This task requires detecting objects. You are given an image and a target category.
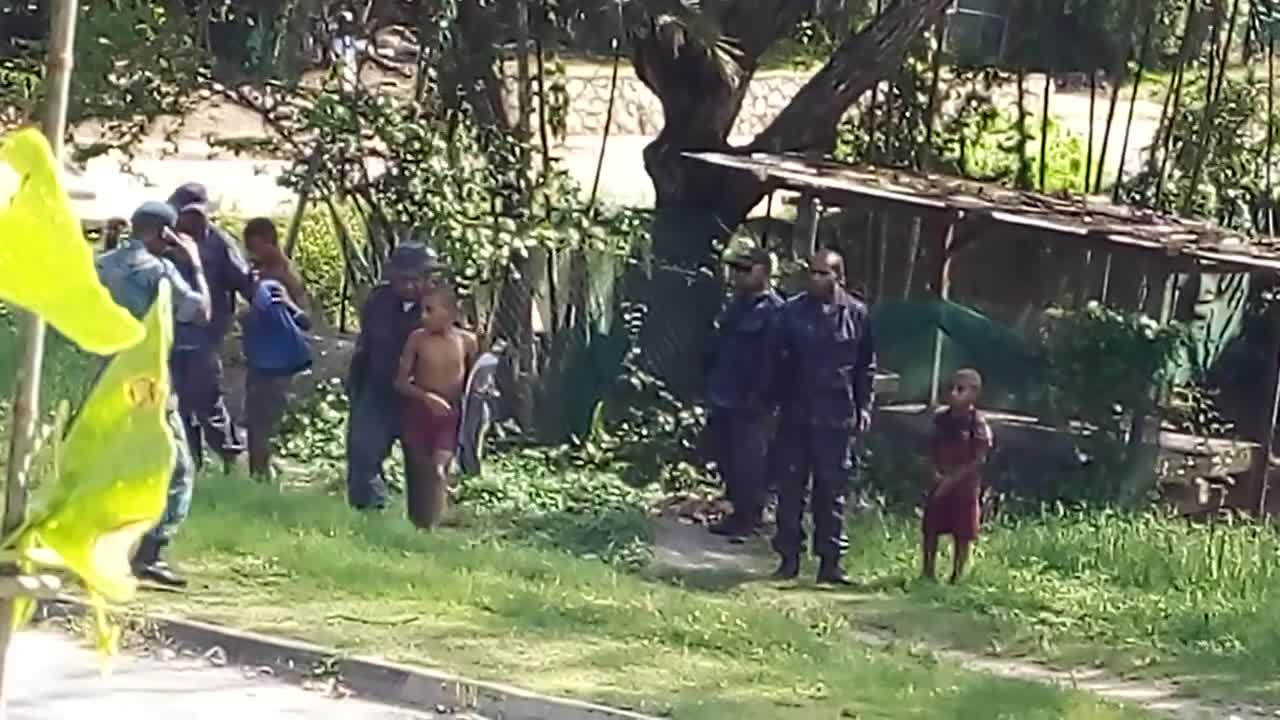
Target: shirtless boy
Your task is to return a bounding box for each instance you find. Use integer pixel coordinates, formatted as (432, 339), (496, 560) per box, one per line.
(394, 286), (478, 529)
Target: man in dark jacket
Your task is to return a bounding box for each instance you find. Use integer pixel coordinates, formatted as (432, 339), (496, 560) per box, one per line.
(702, 242), (784, 537)
(772, 249), (876, 585)
(168, 183), (253, 468)
(345, 243), (436, 510)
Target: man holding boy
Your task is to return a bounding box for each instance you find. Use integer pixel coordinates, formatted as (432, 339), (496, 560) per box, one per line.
(702, 241), (784, 538)
(96, 202), (211, 588)
(772, 249), (877, 585)
(346, 243), (435, 511)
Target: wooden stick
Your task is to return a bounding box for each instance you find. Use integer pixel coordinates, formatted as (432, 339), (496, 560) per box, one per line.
(929, 217), (957, 406)
(1085, 72), (1097, 190)
(283, 148), (322, 258)
(1113, 14), (1155, 200)
(1270, 37), (1276, 236)
(589, 35), (622, 209)
(0, 2), (77, 714)
(1039, 70), (1051, 191)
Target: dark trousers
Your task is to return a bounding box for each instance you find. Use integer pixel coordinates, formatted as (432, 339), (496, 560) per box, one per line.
(771, 424), (855, 561)
(706, 408), (772, 523)
(345, 387), (399, 509)
(172, 347), (242, 467)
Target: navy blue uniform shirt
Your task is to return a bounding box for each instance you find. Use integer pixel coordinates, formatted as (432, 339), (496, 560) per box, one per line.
(704, 290), (785, 411)
(776, 288), (877, 429)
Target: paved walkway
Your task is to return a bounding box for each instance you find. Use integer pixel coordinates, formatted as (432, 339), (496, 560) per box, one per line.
(5, 631), (455, 719)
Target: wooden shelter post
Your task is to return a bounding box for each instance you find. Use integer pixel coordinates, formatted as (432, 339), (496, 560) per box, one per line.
(793, 193), (820, 258)
(929, 214), (959, 406)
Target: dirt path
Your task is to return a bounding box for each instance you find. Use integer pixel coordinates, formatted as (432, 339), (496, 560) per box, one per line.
(648, 516), (1273, 720)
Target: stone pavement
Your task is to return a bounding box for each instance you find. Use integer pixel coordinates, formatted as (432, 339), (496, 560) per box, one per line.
(6, 631), (461, 719)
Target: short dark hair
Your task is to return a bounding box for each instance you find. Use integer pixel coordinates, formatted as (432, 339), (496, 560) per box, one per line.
(812, 248), (846, 280)
(244, 217), (278, 244)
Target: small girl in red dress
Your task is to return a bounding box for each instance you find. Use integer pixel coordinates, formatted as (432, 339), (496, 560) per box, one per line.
(923, 368), (993, 584)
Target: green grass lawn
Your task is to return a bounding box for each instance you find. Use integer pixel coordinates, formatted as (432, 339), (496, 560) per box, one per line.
(835, 509), (1280, 707)
(140, 471), (1151, 720)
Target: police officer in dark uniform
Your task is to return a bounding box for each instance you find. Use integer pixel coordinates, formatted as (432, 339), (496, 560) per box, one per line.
(772, 249), (876, 585)
(702, 242), (785, 537)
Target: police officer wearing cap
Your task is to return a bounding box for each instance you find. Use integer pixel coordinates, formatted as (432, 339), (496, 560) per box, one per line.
(96, 202), (212, 588)
(702, 240), (784, 537)
(771, 249), (876, 585)
(345, 243), (437, 511)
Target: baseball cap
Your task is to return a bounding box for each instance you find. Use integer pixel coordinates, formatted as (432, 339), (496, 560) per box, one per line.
(130, 201), (178, 230)
(722, 237), (770, 269)
(177, 201), (209, 217)
(167, 182), (213, 212)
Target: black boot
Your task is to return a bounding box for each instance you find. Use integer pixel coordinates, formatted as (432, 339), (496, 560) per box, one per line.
(772, 554), (800, 580)
(133, 537), (188, 589)
(816, 557), (853, 587)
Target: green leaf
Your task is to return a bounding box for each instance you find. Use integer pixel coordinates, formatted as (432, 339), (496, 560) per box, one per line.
(18, 281), (176, 603)
(0, 128), (143, 355)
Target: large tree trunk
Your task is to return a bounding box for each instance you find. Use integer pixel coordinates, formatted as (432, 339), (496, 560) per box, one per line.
(630, 0), (953, 396)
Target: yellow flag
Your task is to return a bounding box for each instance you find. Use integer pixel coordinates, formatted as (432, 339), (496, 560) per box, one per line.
(0, 128), (143, 355)
(19, 281), (175, 603)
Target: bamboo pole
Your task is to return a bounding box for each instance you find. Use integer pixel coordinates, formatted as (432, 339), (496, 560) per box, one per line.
(1085, 72), (1097, 190)
(1183, 0), (1239, 216)
(1038, 70), (1051, 191)
(1113, 16), (1156, 200)
(589, 36), (622, 209)
(1094, 58), (1127, 192)
(920, 16), (947, 169)
(1269, 36), (1276, 236)
(0, 2), (77, 712)
(1016, 68), (1031, 189)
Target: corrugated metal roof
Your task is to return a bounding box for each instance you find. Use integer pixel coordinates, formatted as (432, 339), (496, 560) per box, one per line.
(686, 151), (1280, 272)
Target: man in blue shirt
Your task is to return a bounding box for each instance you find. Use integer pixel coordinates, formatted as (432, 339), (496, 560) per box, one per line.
(771, 249), (876, 586)
(168, 184), (254, 469)
(96, 202), (211, 588)
(702, 243), (784, 538)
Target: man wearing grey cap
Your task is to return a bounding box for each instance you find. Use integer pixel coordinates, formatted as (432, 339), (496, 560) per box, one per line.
(702, 241), (784, 538)
(96, 201), (211, 588)
(168, 183), (254, 469)
(346, 243), (435, 511)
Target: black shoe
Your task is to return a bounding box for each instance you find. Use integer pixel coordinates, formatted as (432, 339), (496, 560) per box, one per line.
(772, 555), (800, 580)
(136, 561), (188, 589)
(816, 559), (853, 587)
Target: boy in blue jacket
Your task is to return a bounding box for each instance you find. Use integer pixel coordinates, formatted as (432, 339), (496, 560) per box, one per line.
(241, 218), (312, 480)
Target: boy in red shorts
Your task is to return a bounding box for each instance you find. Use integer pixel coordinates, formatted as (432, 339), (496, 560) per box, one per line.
(394, 286), (477, 529)
(923, 368), (993, 584)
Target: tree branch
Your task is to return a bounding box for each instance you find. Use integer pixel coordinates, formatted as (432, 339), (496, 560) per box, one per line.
(750, 0), (954, 153)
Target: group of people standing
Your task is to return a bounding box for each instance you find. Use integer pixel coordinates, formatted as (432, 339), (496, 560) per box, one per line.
(96, 185), (312, 588)
(703, 243), (993, 585)
(90, 180), (990, 591)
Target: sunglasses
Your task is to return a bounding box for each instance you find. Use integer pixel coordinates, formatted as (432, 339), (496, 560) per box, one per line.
(728, 263), (754, 273)
(809, 268), (835, 277)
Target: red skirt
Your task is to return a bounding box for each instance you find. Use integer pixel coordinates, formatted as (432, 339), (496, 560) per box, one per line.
(922, 479), (981, 541)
